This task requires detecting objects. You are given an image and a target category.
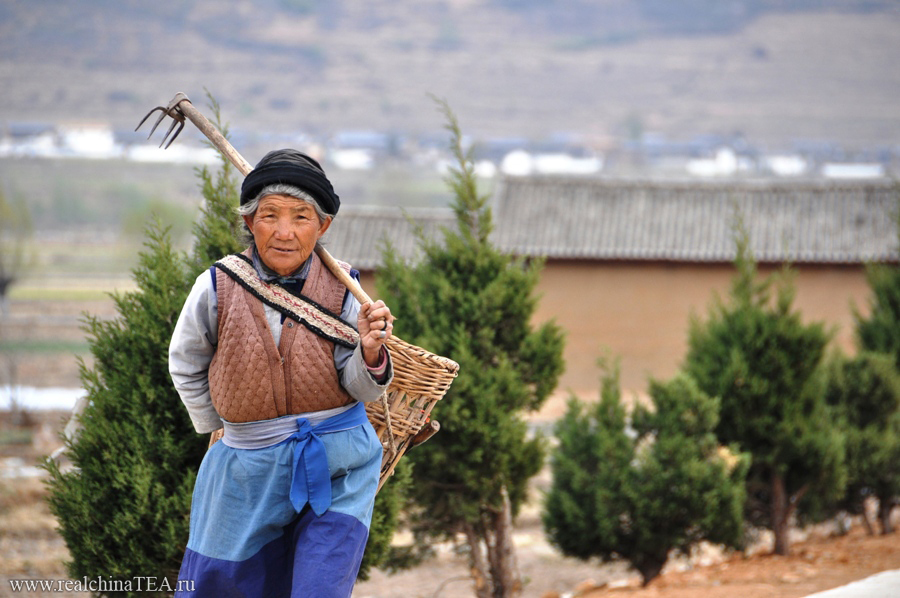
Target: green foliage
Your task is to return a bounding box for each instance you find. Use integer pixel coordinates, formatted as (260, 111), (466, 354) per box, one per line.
(122, 198), (195, 246)
(44, 223), (206, 595)
(683, 218), (844, 552)
(0, 188), (33, 300)
(849, 196), (900, 532)
(358, 460), (414, 580)
(543, 360), (748, 586)
(856, 266), (900, 360)
(856, 213), (900, 368)
(188, 92), (244, 273)
(375, 98), (565, 590)
(823, 351), (900, 528)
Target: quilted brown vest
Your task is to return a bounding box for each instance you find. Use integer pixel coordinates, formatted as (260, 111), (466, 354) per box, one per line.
(208, 250), (357, 423)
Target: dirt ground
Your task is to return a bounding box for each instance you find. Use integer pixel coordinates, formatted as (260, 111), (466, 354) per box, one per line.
(354, 496), (900, 598)
(1, 412), (898, 598)
(573, 527), (900, 598)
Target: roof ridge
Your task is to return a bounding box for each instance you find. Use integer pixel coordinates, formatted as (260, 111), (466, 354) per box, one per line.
(324, 179), (899, 269)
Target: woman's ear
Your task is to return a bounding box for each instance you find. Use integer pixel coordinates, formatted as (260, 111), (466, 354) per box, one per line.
(317, 215), (333, 238)
(242, 214), (255, 235)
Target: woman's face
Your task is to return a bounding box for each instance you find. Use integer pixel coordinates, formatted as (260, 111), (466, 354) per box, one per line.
(243, 194), (332, 276)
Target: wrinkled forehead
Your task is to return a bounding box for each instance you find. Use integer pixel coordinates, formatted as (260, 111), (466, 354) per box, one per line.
(256, 194), (318, 213)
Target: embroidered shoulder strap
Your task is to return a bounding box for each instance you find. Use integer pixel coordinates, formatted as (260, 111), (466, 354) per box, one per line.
(214, 253), (359, 349)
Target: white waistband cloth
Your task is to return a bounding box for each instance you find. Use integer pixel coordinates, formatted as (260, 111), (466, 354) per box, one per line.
(221, 403), (357, 450)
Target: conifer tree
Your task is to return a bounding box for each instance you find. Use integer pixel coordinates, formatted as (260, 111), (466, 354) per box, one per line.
(44, 222), (204, 594)
(683, 219), (845, 556)
(543, 360), (749, 586)
(375, 99), (565, 598)
(851, 195), (900, 532)
(824, 351), (900, 534)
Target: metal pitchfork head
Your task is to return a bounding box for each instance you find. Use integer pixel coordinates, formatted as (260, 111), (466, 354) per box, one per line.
(135, 92), (190, 149)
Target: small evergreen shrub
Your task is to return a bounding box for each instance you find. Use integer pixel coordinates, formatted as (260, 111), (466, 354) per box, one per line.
(823, 351), (900, 534)
(683, 217), (845, 555)
(543, 360), (748, 586)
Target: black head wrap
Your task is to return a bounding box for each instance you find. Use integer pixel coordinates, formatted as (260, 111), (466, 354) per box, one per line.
(240, 149), (340, 216)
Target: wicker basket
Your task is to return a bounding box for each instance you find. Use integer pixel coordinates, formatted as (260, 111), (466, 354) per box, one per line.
(366, 335), (459, 491)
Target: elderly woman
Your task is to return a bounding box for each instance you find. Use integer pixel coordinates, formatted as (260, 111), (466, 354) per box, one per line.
(169, 149), (393, 598)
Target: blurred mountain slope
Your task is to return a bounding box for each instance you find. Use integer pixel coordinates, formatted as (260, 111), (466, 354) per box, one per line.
(0, 0), (898, 145)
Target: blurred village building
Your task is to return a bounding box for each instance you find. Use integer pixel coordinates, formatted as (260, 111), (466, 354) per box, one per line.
(2, 120), (896, 179)
(325, 179), (899, 397)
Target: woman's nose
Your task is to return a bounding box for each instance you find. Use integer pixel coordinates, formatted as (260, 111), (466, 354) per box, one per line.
(273, 217), (293, 238)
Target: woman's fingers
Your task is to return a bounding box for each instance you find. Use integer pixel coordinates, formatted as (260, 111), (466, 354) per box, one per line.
(359, 301), (394, 341)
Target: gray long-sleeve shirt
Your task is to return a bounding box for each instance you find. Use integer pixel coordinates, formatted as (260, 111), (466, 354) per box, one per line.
(169, 262), (392, 434)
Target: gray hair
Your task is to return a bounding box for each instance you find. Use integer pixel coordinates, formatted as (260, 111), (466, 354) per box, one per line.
(238, 183), (330, 242)
(239, 183), (329, 222)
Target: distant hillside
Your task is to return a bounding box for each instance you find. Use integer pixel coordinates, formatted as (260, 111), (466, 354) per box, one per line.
(0, 0), (898, 147)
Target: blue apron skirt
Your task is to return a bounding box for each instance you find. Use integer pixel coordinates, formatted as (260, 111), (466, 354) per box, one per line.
(176, 402), (382, 598)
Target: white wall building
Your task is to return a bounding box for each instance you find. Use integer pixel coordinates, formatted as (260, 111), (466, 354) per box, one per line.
(58, 123), (119, 159)
(821, 162), (886, 179)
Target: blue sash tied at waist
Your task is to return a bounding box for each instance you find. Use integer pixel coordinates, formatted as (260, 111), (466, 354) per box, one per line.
(221, 402), (370, 516)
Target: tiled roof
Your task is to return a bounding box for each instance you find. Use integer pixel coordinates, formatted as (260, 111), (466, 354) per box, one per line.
(321, 206), (455, 271)
(492, 178), (899, 264)
(323, 179), (899, 269)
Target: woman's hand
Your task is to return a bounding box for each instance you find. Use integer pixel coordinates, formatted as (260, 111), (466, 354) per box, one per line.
(358, 300), (394, 367)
